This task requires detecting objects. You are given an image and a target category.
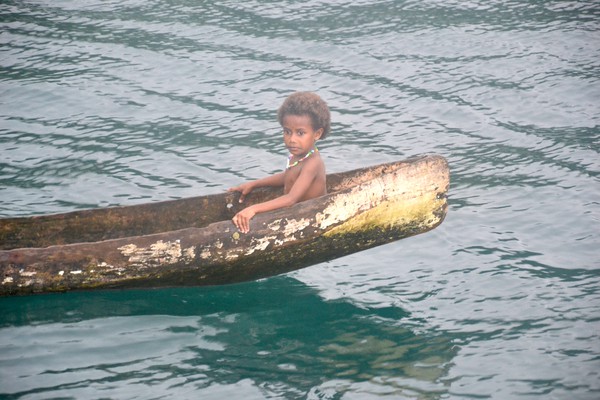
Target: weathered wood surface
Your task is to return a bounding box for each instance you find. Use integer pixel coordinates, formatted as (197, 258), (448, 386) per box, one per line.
(0, 154), (449, 296)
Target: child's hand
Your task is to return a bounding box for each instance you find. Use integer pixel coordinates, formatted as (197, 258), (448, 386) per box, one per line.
(232, 206), (256, 233)
(228, 182), (254, 203)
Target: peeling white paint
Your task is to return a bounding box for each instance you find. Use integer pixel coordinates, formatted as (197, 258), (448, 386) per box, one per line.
(281, 218), (311, 236)
(71, 270), (82, 275)
(225, 253), (239, 261)
(97, 262), (121, 271)
(200, 247), (212, 260)
(316, 173), (413, 230)
(58, 270), (64, 276)
(2, 277), (13, 284)
(268, 219), (282, 231)
(184, 246), (196, 260)
(119, 244), (138, 256)
(245, 235), (277, 255)
(19, 270), (37, 277)
(118, 240), (189, 267)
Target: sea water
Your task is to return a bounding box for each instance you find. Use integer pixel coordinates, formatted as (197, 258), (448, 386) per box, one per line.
(1, 1), (599, 399)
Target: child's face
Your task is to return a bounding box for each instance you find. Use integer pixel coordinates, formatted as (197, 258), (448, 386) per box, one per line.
(282, 114), (323, 157)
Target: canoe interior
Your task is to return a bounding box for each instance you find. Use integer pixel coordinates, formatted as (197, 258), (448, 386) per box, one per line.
(0, 155), (438, 250)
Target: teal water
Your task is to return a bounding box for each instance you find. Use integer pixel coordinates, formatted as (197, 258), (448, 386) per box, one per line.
(1, 1), (599, 399)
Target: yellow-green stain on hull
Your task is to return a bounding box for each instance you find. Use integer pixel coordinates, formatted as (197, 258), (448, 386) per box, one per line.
(324, 191), (445, 237)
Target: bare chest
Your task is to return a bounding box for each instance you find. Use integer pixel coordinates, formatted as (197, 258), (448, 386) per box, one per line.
(283, 167), (302, 194)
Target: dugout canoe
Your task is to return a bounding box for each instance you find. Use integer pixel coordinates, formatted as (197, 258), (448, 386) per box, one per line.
(0, 154), (449, 296)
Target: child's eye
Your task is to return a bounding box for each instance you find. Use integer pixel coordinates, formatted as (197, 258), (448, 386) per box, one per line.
(297, 131), (305, 136)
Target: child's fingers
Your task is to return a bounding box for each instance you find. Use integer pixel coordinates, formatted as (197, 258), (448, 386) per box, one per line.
(232, 214), (249, 233)
(242, 216), (250, 233)
(240, 215), (248, 233)
(239, 187), (252, 203)
(229, 185), (250, 203)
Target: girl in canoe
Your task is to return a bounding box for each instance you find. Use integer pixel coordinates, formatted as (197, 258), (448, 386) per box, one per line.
(229, 91), (331, 233)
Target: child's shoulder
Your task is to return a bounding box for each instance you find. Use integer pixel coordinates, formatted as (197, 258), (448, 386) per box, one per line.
(309, 150), (325, 164)
(304, 151), (325, 172)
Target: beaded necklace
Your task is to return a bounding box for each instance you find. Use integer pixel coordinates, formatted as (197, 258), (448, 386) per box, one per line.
(286, 146), (318, 169)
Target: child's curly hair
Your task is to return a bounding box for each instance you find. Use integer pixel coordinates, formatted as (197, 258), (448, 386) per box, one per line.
(277, 92), (331, 139)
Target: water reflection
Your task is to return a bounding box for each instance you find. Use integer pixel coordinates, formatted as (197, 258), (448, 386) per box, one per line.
(0, 277), (456, 398)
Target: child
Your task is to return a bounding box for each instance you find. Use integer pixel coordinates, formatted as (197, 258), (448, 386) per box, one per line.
(229, 92), (331, 233)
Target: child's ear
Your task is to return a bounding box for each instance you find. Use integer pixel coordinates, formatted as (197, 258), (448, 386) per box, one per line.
(315, 128), (323, 140)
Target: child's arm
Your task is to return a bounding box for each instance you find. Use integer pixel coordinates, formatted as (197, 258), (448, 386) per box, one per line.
(228, 172), (285, 203)
(232, 160), (320, 233)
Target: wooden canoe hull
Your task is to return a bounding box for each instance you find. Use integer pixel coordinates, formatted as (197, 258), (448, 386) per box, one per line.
(0, 154), (449, 296)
